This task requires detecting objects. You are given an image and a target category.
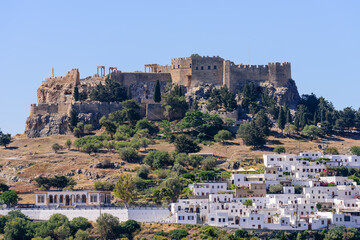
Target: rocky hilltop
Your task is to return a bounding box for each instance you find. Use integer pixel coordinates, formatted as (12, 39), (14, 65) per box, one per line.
(25, 56), (300, 138)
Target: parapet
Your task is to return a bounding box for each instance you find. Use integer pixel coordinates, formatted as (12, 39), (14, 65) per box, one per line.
(236, 64), (269, 70)
(268, 62), (291, 67)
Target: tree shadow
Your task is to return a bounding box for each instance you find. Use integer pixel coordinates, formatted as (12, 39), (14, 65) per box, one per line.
(223, 142), (240, 146)
(4, 146), (18, 150)
(336, 132), (360, 140)
(251, 146), (273, 152)
(322, 135), (344, 142)
(285, 134), (304, 140)
(267, 140), (283, 145)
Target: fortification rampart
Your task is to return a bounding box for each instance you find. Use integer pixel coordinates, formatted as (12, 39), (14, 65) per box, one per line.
(43, 69), (79, 85)
(72, 102), (124, 116)
(110, 72), (172, 86)
(30, 103), (72, 116)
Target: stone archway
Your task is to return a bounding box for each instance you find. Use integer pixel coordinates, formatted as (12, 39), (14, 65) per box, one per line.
(82, 194), (87, 204)
(65, 195), (70, 206)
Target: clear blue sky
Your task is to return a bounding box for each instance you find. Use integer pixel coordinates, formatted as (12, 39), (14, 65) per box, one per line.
(0, 0), (359, 135)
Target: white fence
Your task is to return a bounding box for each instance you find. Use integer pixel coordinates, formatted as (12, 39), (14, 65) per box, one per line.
(0, 207), (170, 222)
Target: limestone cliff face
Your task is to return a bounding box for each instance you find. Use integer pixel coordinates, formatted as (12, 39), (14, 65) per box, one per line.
(25, 114), (68, 138)
(261, 79), (300, 109)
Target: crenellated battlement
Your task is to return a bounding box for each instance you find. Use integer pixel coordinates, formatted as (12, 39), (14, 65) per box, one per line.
(236, 64), (269, 70)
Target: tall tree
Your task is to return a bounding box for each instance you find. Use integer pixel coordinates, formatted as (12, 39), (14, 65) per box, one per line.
(113, 174), (136, 207)
(153, 80), (161, 103)
(254, 109), (271, 136)
(68, 109), (79, 131)
(73, 86), (79, 101)
(286, 109), (292, 124)
(278, 107), (286, 131)
(313, 111), (318, 125)
(127, 86), (132, 99)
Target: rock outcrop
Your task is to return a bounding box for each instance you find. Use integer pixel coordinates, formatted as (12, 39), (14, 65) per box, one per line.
(25, 114), (68, 138)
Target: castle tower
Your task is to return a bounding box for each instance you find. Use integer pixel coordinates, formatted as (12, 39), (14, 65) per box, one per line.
(268, 62), (291, 87)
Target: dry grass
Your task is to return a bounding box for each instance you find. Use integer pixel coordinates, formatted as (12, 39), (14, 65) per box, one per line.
(0, 130), (360, 204)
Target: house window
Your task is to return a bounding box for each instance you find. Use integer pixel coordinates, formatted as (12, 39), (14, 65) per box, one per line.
(188, 216), (194, 220)
(178, 65), (180, 68)
(90, 195), (98, 203)
(214, 65), (217, 69)
(211, 218), (215, 221)
(37, 195), (45, 204)
(208, 66), (211, 70)
(201, 66), (204, 70)
(196, 66), (198, 70)
(178, 216), (184, 220)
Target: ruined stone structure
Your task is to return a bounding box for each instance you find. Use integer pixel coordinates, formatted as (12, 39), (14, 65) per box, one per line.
(25, 55), (300, 137)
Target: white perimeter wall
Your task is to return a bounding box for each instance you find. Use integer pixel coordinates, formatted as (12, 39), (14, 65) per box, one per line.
(0, 207), (170, 222)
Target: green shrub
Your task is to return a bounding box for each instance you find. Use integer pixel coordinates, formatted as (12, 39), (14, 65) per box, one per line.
(119, 147), (138, 162)
(168, 229), (188, 240)
(273, 146), (285, 154)
(135, 119), (158, 135)
(144, 151), (173, 169)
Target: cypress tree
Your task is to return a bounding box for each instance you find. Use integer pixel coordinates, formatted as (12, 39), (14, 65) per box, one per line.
(300, 113), (307, 129)
(178, 85), (182, 96)
(294, 115), (300, 129)
(73, 86), (79, 101)
(278, 107), (286, 131)
(313, 112), (318, 125)
(153, 80), (161, 102)
(127, 86), (132, 99)
(286, 109), (292, 124)
(69, 109), (79, 131)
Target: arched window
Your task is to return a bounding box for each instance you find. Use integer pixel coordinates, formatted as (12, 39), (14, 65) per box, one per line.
(49, 195), (53, 204)
(60, 195), (63, 203)
(82, 195), (87, 203)
(54, 195), (57, 203)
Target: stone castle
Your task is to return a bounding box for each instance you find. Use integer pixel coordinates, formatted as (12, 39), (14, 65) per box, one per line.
(25, 55), (300, 137)
(144, 55), (291, 90)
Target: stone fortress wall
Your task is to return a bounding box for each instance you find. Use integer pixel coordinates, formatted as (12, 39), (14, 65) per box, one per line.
(148, 55), (292, 92)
